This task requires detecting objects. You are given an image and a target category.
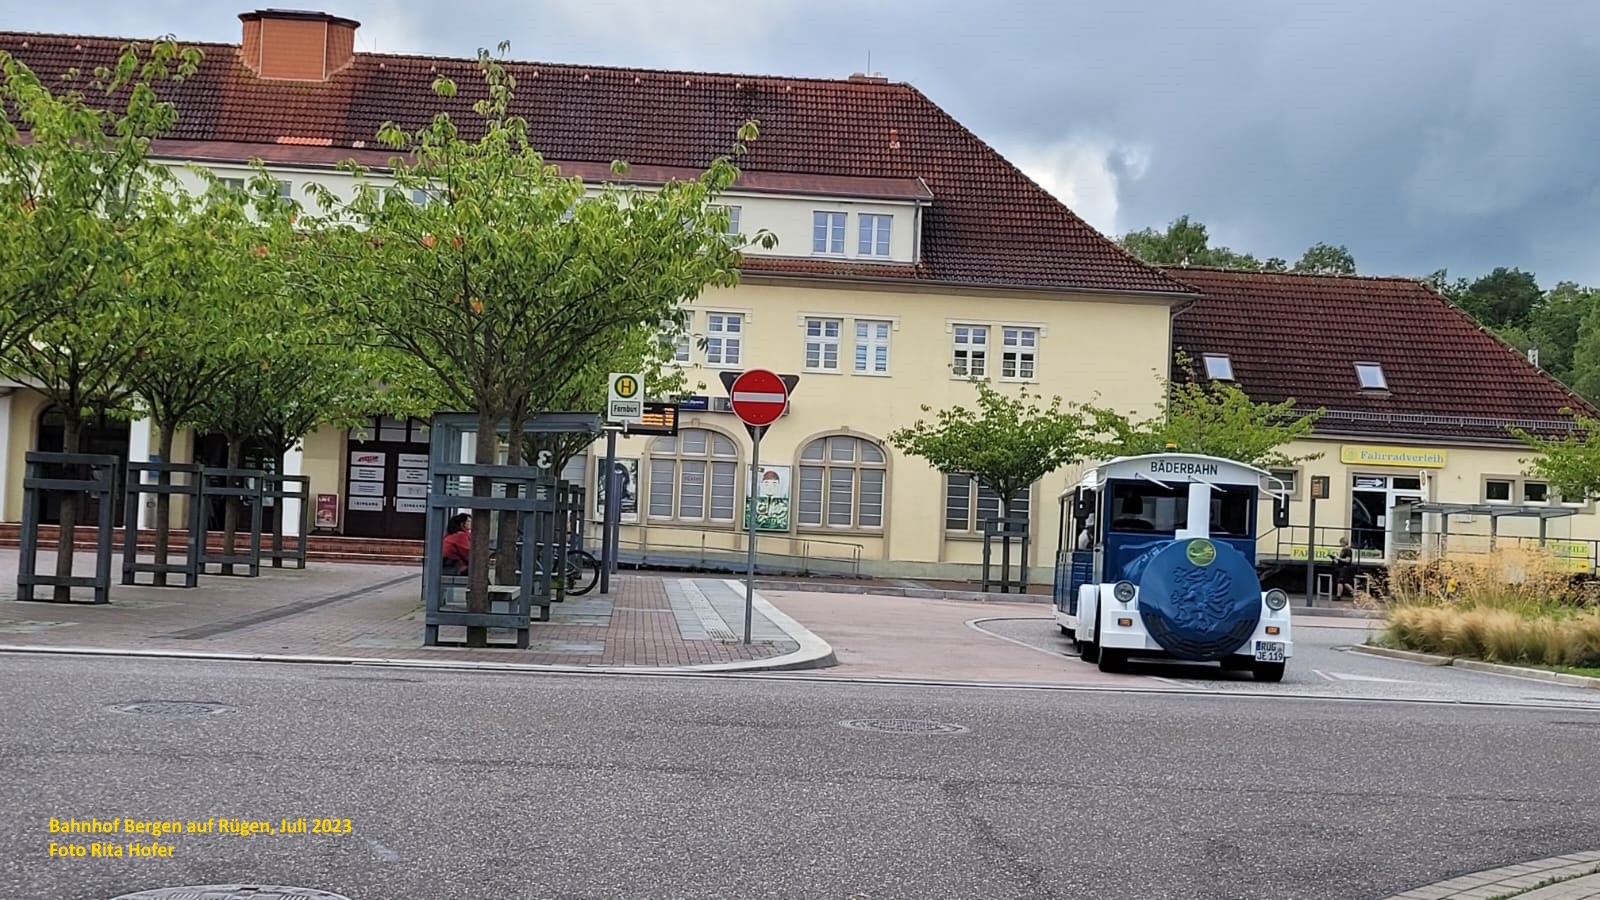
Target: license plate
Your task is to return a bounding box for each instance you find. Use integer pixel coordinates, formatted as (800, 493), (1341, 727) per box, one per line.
(1254, 641), (1285, 662)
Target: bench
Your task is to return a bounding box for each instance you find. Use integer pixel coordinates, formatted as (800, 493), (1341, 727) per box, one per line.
(438, 576), (551, 622)
(1315, 571), (1371, 601)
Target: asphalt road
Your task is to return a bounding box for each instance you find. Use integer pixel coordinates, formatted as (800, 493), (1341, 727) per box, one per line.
(973, 615), (1600, 709)
(3, 653), (1598, 900)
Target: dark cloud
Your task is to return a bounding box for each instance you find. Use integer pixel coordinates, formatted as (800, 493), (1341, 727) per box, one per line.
(10, 0), (1600, 285)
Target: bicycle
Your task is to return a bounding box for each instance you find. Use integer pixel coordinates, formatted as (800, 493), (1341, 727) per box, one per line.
(530, 543), (600, 596)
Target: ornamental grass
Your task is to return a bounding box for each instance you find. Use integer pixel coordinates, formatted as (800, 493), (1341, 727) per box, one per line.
(1379, 544), (1600, 670)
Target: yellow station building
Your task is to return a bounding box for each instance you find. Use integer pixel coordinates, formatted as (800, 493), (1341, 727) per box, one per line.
(2, 10), (1595, 585)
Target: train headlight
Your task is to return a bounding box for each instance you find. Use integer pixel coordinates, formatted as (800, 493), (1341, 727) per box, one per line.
(1264, 588), (1288, 611)
(1113, 581), (1136, 604)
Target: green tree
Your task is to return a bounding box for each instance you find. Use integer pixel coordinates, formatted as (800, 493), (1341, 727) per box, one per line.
(1083, 359), (1325, 468)
(308, 46), (771, 646)
(1292, 242), (1356, 275)
(1527, 282), (1595, 388)
(1086, 382), (1323, 468)
(0, 40), (200, 599)
(1118, 214), (1271, 270)
(122, 170), (292, 583)
(1513, 414), (1600, 503)
(888, 380), (1102, 520)
(1455, 266), (1543, 329)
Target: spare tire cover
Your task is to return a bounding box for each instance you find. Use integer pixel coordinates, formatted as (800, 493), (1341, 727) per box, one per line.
(1136, 537), (1260, 661)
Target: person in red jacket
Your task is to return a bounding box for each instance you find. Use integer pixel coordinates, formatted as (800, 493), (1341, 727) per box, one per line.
(442, 513), (471, 576)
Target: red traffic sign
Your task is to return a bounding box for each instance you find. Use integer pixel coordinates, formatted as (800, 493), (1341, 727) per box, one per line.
(728, 369), (789, 427)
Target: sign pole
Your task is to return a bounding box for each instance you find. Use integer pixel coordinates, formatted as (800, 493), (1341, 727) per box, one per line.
(745, 425), (761, 645)
(720, 368), (799, 646)
(600, 427), (618, 595)
(1305, 475), (1329, 608)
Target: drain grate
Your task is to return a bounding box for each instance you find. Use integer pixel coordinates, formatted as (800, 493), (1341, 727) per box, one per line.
(110, 888), (351, 900)
(840, 718), (969, 735)
(111, 701), (231, 717)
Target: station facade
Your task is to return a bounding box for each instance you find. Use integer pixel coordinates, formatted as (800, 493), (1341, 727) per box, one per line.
(2, 10), (1593, 582)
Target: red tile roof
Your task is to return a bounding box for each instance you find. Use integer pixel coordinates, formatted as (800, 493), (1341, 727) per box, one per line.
(1164, 267), (1598, 443)
(0, 25), (1195, 297)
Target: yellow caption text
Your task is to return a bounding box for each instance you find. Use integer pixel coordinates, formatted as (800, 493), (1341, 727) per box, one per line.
(47, 816), (353, 858)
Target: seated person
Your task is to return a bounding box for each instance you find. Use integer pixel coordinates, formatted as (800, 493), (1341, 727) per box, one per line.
(442, 513), (471, 576)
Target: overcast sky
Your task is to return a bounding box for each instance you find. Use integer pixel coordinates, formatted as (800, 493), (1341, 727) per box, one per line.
(10, 0), (1600, 288)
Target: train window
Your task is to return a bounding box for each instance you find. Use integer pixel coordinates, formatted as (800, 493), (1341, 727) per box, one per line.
(1106, 483), (1254, 536)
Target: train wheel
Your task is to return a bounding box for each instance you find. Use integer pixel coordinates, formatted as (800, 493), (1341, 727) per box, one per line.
(1098, 647), (1126, 673)
(1252, 661), (1285, 682)
(1080, 619), (1100, 664)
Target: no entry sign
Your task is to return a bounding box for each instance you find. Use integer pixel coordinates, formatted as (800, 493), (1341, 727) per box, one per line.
(728, 369), (789, 428)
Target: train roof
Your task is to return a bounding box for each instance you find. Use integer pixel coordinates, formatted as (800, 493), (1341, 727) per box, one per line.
(1060, 452), (1289, 500)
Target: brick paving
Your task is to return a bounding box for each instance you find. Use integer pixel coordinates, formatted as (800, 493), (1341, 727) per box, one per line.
(0, 548), (798, 668)
(1382, 851), (1600, 900)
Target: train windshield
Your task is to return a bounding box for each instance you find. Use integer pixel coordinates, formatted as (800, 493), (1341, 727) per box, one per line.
(1106, 481), (1255, 537)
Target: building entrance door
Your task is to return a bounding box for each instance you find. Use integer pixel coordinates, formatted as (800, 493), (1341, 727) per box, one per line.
(1351, 474), (1424, 560)
(343, 417), (431, 540)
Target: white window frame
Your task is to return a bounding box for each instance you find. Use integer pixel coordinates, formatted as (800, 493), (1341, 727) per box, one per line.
(999, 326), (1037, 381)
(1204, 354), (1234, 381)
(854, 319), (891, 375)
(813, 211), (845, 255)
(951, 324), (989, 378)
(1523, 480), (1551, 505)
(858, 214), (892, 257)
(944, 475), (1031, 534)
(797, 435), (887, 531)
(647, 429), (740, 524)
(804, 317), (841, 372)
(705, 313), (743, 367)
(1355, 362), (1387, 390)
(1483, 477), (1515, 505)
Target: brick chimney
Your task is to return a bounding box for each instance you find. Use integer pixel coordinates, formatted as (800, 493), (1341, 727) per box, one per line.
(239, 9), (360, 81)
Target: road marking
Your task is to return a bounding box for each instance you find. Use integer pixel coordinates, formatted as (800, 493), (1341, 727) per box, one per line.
(1317, 670), (1417, 684)
(366, 838), (400, 862)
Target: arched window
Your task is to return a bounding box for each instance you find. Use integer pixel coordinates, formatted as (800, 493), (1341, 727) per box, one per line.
(648, 428), (740, 523)
(797, 435), (885, 529)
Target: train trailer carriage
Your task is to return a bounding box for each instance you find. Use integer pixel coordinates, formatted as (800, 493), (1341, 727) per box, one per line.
(1053, 452), (1294, 681)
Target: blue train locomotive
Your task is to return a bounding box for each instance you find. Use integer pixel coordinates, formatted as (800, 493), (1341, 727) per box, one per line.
(1053, 452), (1293, 681)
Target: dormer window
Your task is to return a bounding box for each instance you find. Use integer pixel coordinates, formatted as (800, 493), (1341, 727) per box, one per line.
(1354, 362), (1387, 391)
(1202, 354), (1234, 381)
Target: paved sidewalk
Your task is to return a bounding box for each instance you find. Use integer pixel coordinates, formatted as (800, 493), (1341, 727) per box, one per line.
(0, 549), (826, 671)
(1382, 850), (1600, 899)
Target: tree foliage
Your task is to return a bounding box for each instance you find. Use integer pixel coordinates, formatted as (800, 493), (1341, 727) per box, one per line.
(1084, 378), (1325, 469)
(1513, 414), (1600, 503)
(302, 44), (772, 644)
(887, 380), (1101, 517)
(1117, 214), (1356, 275)
(0, 39), (200, 598)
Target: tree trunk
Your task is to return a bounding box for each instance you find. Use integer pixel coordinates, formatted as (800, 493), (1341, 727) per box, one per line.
(269, 430), (288, 568)
(152, 423), (176, 586)
(467, 410), (498, 648)
(495, 411), (526, 586)
(52, 415), (83, 603)
(222, 437), (244, 575)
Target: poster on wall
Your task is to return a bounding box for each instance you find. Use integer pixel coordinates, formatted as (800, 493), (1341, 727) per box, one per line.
(594, 458), (639, 522)
(745, 464), (792, 532)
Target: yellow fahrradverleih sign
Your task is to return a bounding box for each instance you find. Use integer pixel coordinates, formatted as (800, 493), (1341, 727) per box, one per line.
(1339, 445), (1448, 468)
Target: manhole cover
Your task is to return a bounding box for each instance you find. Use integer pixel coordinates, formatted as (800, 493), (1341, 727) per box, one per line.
(110, 701), (230, 717)
(110, 888), (350, 900)
(840, 718), (968, 734)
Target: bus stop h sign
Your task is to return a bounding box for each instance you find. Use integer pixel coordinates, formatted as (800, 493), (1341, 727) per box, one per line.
(728, 369), (789, 428)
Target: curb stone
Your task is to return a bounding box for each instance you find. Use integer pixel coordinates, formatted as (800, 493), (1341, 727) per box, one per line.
(1349, 645), (1600, 690)
(1380, 850), (1600, 899)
